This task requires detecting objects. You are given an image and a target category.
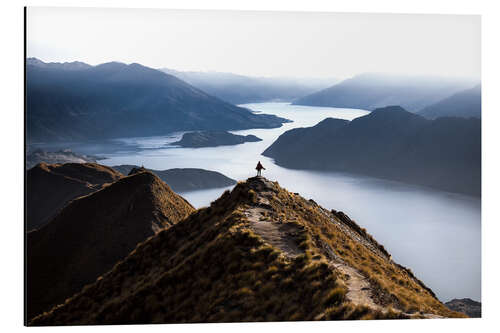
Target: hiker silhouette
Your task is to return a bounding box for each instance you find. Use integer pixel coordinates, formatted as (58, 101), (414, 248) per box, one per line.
(256, 161), (265, 176)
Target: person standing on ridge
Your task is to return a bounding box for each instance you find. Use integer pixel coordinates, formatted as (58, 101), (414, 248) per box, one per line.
(256, 161), (265, 176)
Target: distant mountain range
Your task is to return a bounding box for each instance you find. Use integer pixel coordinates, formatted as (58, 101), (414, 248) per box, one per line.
(29, 176), (464, 325)
(111, 165), (236, 192)
(27, 170), (195, 320)
(263, 106), (480, 196)
(26, 58), (288, 143)
(172, 130), (262, 148)
(160, 68), (338, 104)
(419, 84), (481, 119)
(26, 148), (104, 169)
(293, 73), (478, 112)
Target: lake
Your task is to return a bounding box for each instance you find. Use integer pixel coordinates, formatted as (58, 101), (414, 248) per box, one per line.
(60, 102), (483, 302)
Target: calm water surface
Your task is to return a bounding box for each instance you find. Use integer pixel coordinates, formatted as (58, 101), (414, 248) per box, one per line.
(56, 103), (482, 302)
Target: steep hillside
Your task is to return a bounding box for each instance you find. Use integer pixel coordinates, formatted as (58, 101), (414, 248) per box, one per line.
(26, 163), (122, 230)
(263, 106), (481, 196)
(26, 171), (195, 320)
(30, 177), (463, 325)
(26, 58), (288, 143)
(293, 73), (477, 112)
(419, 84), (481, 119)
(111, 165), (236, 192)
(161, 68), (337, 104)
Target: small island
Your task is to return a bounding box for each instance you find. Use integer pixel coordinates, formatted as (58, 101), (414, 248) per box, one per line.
(172, 130), (262, 148)
(112, 164), (236, 192)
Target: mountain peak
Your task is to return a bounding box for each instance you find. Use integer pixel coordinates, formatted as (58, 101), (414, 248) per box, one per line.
(27, 171), (195, 320)
(31, 175), (463, 325)
(371, 105), (407, 113)
(27, 59), (288, 143)
(27, 57), (92, 70)
(26, 162), (123, 230)
(365, 105), (426, 123)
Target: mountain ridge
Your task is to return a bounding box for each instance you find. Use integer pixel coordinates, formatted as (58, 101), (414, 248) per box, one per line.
(27, 58), (288, 143)
(26, 162), (123, 230)
(293, 73), (478, 112)
(29, 176), (463, 325)
(26, 170), (195, 320)
(419, 84), (481, 119)
(160, 67), (338, 104)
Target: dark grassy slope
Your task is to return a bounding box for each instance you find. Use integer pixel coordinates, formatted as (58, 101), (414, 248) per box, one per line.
(26, 163), (123, 231)
(26, 171), (195, 321)
(419, 84), (481, 119)
(172, 130), (262, 148)
(293, 73), (477, 112)
(263, 106), (481, 196)
(30, 177), (463, 325)
(112, 165), (236, 192)
(26, 58), (288, 143)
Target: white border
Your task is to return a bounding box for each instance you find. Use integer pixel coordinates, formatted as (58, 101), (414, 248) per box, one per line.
(1, 0), (499, 332)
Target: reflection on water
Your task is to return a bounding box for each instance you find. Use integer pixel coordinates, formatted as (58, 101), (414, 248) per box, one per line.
(33, 102), (481, 302)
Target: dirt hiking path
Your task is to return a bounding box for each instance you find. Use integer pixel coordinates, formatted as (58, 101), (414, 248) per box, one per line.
(242, 177), (442, 319)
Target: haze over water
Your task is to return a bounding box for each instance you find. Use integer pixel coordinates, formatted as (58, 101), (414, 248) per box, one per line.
(66, 102), (480, 303)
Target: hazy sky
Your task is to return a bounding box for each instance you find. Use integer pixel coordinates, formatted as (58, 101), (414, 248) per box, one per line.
(27, 7), (481, 79)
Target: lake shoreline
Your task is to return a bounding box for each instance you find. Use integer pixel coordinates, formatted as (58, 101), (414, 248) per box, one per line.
(27, 102), (481, 302)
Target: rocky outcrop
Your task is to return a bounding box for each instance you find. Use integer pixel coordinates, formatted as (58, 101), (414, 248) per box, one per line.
(445, 298), (481, 318)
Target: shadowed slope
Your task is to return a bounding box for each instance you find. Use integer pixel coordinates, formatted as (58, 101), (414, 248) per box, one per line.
(26, 171), (195, 321)
(419, 84), (481, 119)
(263, 106), (481, 196)
(26, 163), (123, 230)
(30, 177), (463, 325)
(27, 59), (288, 143)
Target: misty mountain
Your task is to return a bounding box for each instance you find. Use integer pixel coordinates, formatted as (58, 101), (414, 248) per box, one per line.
(293, 73), (478, 112)
(26, 148), (104, 169)
(418, 84), (481, 119)
(263, 106), (480, 196)
(26, 58), (288, 143)
(26, 57), (92, 71)
(160, 68), (338, 104)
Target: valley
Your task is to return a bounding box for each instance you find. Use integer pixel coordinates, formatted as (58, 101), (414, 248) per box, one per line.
(30, 102), (480, 303)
